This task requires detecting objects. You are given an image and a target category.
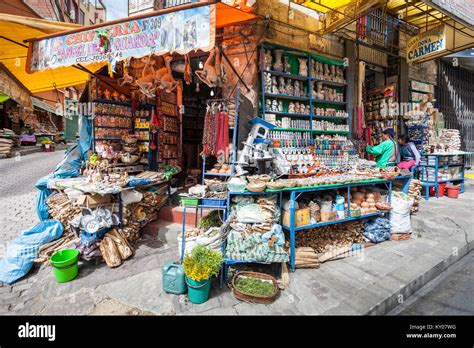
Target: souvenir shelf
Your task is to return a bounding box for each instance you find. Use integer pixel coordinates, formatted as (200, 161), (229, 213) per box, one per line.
(418, 153), (467, 196)
(409, 80), (435, 103)
(92, 99), (156, 171)
(158, 91), (182, 169)
(364, 83), (398, 145)
(92, 100), (132, 144)
(201, 88), (241, 182)
(407, 125), (429, 154)
(259, 43), (350, 142)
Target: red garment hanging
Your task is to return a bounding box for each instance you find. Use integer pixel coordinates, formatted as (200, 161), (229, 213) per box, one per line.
(215, 109), (229, 159)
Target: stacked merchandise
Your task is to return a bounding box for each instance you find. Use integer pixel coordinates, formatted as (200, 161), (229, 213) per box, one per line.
(408, 179), (422, 213)
(0, 133), (14, 157)
(225, 195), (288, 263)
(364, 84), (397, 145)
(439, 129), (461, 152)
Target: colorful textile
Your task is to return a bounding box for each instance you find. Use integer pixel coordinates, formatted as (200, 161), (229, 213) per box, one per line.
(398, 159), (415, 170)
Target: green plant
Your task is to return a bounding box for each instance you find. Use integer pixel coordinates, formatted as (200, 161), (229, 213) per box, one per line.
(235, 277), (275, 297)
(183, 245), (223, 282)
(198, 210), (221, 230)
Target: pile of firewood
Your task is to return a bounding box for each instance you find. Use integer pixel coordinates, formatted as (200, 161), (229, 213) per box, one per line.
(294, 220), (364, 253)
(34, 193), (82, 263)
(100, 229), (133, 268)
(408, 179), (422, 213)
(47, 193), (81, 235)
(118, 221), (141, 243)
(294, 247), (320, 268)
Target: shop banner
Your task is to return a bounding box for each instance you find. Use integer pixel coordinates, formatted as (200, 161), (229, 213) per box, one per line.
(27, 4), (215, 73)
(406, 25), (446, 63)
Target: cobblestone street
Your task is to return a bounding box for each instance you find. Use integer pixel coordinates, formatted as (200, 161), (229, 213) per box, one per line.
(0, 151), (64, 247)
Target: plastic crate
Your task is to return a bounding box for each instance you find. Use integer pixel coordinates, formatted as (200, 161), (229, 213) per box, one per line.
(201, 198), (226, 207)
(180, 196), (199, 206)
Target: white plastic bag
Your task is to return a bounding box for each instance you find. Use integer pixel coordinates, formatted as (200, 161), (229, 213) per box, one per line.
(177, 227), (221, 258)
(390, 192), (413, 233)
(121, 190), (143, 205)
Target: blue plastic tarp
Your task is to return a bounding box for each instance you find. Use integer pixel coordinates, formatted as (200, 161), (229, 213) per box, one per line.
(0, 220), (64, 284)
(35, 116), (92, 220)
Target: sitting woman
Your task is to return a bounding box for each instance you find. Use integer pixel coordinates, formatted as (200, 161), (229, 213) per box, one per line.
(366, 128), (399, 168)
(397, 135), (421, 171)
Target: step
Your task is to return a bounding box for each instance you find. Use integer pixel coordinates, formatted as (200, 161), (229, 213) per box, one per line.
(157, 205), (217, 226)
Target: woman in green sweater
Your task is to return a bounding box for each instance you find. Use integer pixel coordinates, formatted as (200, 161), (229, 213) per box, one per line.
(366, 128), (399, 168)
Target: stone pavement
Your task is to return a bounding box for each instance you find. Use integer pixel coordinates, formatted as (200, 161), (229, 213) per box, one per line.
(0, 151), (65, 247)
(389, 251), (474, 315)
(1, 172), (472, 315)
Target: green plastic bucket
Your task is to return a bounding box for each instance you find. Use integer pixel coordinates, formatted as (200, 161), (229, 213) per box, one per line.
(50, 249), (79, 283)
(185, 277), (211, 304)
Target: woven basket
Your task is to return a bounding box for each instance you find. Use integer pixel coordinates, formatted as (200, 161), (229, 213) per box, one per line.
(266, 181), (284, 190)
(247, 182), (266, 192)
(231, 271), (278, 304)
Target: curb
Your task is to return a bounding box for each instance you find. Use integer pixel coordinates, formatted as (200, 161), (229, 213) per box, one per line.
(365, 217), (472, 315)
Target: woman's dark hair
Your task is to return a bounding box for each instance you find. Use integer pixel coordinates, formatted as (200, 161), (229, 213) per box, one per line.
(398, 134), (411, 143)
(382, 128), (395, 139)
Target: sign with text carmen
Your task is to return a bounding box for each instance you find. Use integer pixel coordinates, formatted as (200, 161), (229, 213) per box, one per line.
(27, 4), (215, 73)
(406, 25), (446, 63)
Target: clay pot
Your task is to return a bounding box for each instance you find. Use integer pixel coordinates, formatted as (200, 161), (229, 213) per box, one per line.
(273, 49), (284, 72)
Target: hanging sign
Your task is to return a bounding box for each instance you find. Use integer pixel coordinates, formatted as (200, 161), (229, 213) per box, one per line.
(406, 25), (446, 63)
(27, 4), (215, 73)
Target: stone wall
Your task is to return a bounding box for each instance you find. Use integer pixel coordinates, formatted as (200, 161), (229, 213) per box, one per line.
(408, 59), (438, 85)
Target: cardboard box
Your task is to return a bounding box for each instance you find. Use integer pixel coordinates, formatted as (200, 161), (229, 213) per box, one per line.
(76, 194), (111, 208)
(282, 208), (310, 227)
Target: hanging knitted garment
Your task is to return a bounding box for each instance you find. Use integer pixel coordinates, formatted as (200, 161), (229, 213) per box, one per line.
(357, 105), (363, 139)
(215, 110), (229, 159)
(202, 106), (214, 156)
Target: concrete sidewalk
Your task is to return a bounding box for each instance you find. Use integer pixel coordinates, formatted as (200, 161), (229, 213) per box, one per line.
(2, 181), (473, 315)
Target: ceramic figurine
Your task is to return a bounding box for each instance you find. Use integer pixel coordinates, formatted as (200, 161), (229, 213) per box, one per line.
(288, 102), (295, 113)
(330, 65), (336, 81)
(278, 101), (284, 112)
(305, 104), (311, 114)
(264, 49), (273, 70)
(278, 76), (286, 94)
(294, 81), (301, 97)
(310, 59), (316, 78)
(318, 62), (324, 78)
(264, 72), (272, 92)
(300, 83), (305, 97)
(273, 49), (284, 72)
(311, 82), (318, 98)
(271, 99), (278, 111)
(271, 76), (279, 94)
(285, 79), (294, 95)
(298, 58), (308, 76)
(323, 64), (330, 80)
(265, 99), (272, 111)
(283, 55), (291, 73)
